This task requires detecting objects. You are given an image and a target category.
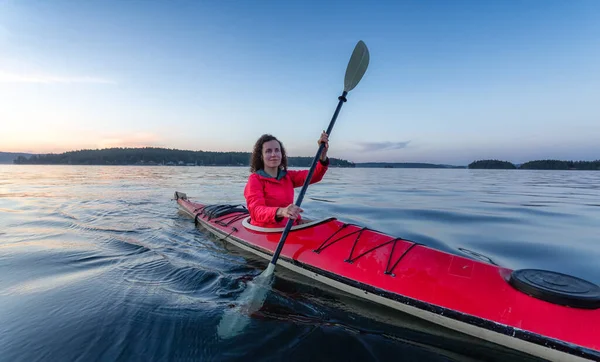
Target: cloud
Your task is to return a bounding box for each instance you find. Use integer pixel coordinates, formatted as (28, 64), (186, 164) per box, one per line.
(357, 141), (411, 152)
(0, 71), (116, 84)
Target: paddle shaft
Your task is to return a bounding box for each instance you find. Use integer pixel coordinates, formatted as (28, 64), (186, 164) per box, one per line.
(269, 91), (348, 266)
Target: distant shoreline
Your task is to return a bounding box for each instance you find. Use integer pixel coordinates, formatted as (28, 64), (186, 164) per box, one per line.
(3, 148), (462, 168)
(468, 159), (600, 171)
(2, 149), (599, 170)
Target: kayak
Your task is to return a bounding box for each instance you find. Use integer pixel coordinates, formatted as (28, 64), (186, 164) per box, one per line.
(174, 191), (600, 362)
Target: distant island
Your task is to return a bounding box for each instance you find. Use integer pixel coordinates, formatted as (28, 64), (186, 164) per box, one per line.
(9, 148), (355, 167)
(468, 160), (516, 169)
(5, 148), (463, 168)
(0, 152), (34, 164)
(468, 159), (600, 170)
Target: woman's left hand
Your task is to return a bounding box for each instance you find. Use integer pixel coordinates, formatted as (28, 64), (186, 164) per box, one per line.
(318, 131), (329, 161)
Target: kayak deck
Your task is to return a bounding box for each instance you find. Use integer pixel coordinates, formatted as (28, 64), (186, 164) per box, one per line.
(175, 192), (600, 361)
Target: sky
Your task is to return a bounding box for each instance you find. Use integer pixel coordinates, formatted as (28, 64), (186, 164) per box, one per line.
(1, 0), (599, 165)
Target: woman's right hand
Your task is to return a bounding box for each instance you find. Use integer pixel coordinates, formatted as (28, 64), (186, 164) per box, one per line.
(277, 204), (303, 220)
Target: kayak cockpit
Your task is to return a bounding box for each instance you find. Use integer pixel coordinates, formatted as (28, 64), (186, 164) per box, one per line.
(242, 216), (336, 233)
(174, 191), (335, 233)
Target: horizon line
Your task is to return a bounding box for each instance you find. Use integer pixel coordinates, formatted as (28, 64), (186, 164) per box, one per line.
(2, 147), (600, 166)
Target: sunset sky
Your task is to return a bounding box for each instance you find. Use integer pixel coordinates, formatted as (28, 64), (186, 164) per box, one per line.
(1, 0), (599, 165)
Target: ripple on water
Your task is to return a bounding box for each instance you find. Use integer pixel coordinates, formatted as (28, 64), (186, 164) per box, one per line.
(1, 166), (597, 362)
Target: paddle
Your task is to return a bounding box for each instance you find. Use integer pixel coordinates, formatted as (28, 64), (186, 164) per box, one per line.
(217, 40), (370, 339)
(267, 40), (370, 273)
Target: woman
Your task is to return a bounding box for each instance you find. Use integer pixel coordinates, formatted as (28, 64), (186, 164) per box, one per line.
(243, 131), (330, 228)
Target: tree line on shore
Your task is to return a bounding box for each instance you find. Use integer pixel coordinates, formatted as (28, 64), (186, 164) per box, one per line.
(10, 148), (599, 170)
(468, 159), (600, 170)
(12, 147), (356, 167)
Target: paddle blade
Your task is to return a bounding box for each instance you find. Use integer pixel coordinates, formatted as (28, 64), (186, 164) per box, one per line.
(216, 265), (275, 339)
(343, 40), (370, 92)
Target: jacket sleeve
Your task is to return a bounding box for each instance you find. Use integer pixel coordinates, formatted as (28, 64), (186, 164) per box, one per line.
(288, 157), (329, 188)
(244, 174), (280, 224)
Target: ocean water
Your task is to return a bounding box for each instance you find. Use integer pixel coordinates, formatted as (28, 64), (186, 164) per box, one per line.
(1, 165), (599, 362)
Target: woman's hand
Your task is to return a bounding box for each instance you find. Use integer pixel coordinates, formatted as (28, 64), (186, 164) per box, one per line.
(318, 131), (329, 161)
(277, 204), (303, 220)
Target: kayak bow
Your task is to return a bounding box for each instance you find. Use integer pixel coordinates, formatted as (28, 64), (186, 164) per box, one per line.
(174, 191), (600, 362)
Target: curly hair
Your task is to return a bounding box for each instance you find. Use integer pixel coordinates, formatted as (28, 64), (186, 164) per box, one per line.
(249, 134), (287, 173)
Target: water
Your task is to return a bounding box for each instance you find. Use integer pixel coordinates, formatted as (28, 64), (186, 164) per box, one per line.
(1, 165), (599, 361)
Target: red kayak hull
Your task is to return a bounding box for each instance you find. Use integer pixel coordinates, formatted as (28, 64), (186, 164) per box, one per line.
(175, 192), (599, 361)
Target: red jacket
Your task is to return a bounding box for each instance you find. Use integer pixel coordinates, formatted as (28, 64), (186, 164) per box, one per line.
(244, 159), (329, 227)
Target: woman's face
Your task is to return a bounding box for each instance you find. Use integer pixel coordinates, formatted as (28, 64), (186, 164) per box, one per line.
(262, 139), (282, 169)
